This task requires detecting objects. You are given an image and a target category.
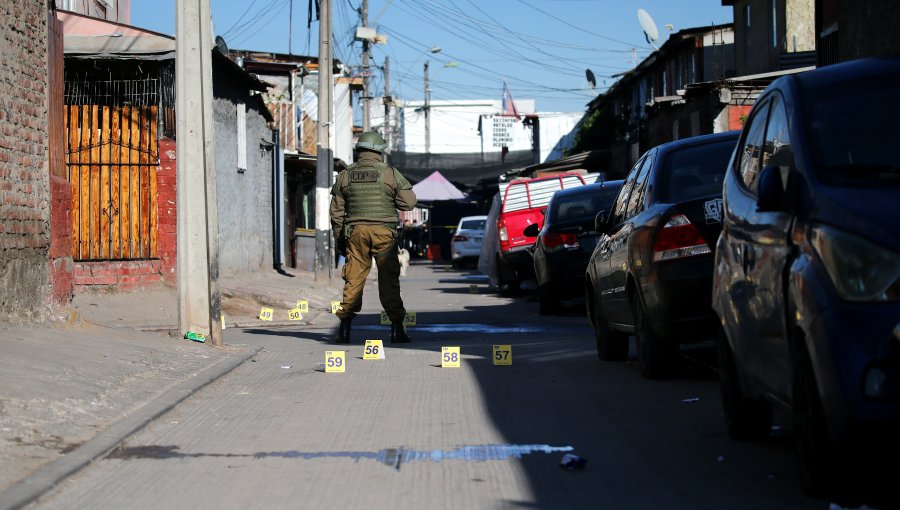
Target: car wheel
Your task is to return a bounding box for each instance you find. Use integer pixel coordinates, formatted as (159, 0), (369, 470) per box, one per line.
(793, 341), (837, 497)
(538, 283), (560, 315)
(496, 255), (520, 296)
(716, 325), (772, 441)
(632, 293), (678, 379)
(592, 294), (628, 361)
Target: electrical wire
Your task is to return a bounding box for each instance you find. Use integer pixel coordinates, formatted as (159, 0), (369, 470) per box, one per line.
(514, 0), (647, 48)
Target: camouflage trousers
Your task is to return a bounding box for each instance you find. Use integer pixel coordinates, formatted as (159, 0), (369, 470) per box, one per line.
(336, 224), (406, 322)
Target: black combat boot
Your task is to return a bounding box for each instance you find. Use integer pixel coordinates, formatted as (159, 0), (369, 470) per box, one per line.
(335, 317), (352, 344)
(390, 321), (412, 343)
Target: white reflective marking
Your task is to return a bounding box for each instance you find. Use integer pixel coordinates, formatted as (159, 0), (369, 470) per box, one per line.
(316, 187), (330, 230)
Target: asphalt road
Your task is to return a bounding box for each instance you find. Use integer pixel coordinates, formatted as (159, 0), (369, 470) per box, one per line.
(31, 264), (881, 509)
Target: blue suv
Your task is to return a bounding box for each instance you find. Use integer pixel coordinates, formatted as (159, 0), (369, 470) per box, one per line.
(712, 57), (900, 495)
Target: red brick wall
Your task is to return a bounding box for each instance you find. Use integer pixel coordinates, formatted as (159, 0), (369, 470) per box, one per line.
(49, 175), (73, 304)
(157, 137), (177, 282)
(73, 138), (177, 289)
(0, 1), (51, 322)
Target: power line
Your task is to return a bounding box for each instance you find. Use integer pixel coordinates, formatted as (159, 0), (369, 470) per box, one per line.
(515, 0), (647, 48)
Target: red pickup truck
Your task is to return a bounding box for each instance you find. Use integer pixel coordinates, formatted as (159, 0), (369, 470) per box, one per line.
(495, 173), (586, 293)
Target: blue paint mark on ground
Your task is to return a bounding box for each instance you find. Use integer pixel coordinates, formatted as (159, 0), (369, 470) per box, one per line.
(355, 323), (571, 334)
(111, 444), (573, 470)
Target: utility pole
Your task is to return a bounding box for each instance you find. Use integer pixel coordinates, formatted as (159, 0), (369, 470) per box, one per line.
(361, 0), (370, 132)
(315, 0), (333, 282)
(288, 0), (293, 54)
(424, 61), (430, 153)
(175, 0), (221, 346)
(383, 56), (391, 151)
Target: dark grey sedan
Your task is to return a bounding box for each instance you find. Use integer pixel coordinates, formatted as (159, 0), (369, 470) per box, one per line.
(528, 181), (623, 315)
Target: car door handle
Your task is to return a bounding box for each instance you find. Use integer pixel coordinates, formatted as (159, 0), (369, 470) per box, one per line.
(741, 245), (753, 274)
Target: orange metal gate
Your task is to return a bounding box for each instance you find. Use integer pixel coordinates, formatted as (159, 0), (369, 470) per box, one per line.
(65, 105), (159, 261)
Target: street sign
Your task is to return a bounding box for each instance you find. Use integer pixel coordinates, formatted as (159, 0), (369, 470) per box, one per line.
(492, 116), (515, 147)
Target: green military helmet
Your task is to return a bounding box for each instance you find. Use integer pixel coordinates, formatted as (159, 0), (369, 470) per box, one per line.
(355, 131), (387, 153)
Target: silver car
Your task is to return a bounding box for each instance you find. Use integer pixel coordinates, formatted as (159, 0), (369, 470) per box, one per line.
(450, 215), (487, 268)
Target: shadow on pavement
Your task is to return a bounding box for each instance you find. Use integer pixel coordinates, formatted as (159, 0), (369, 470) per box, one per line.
(241, 263), (894, 508)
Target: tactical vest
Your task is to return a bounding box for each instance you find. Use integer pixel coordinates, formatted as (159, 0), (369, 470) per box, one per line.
(344, 162), (398, 224)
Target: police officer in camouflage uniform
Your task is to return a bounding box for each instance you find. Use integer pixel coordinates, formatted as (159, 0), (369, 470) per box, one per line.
(330, 131), (417, 344)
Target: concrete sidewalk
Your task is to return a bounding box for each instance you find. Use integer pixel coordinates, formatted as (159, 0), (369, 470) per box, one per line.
(0, 266), (345, 508)
(70, 265), (346, 331)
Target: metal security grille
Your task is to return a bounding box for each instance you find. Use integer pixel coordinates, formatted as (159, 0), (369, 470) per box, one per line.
(63, 63), (174, 262)
(65, 104), (159, 261)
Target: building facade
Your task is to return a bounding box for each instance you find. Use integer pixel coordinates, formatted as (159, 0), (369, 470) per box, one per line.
(54, 0), (129, 24)
(815, 0), (900, 66)
(581, 24), (736, 176)
(724, 0), (816, 75)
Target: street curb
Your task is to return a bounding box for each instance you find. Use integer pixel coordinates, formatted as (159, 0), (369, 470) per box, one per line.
(0, 346), (264, 510)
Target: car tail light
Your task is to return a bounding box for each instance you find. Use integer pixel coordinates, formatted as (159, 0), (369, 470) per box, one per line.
(542, 232), (579, 252)
(452, 235), (469, 242)
(652, 214), (711, 262)
(498, 219), (509, 251)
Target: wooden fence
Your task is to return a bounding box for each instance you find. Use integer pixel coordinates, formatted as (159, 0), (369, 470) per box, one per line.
(65, 105), (159, 261)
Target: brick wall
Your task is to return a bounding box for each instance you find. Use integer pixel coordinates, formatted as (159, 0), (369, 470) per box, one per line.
(49, 174), (73, 303)
(157, 137), (177, 282)
(0, 1), (51, 322)
(73, 137), (177, 289)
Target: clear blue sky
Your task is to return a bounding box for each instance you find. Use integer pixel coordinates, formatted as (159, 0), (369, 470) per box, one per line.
(132, 0), (733, 112)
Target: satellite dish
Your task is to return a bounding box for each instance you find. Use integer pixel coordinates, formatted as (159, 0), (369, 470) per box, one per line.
(215, 35), (229, 55)
(637, 8), (659, 49)
(585, 69), (596, 89)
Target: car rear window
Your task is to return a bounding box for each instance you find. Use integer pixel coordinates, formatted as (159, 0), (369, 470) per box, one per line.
(657, 139), (736, 202)
(460, 219), (485, 230)
(549, 186), (621, 223)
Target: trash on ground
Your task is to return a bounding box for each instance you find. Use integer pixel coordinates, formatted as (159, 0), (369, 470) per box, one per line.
(184, 331), (206, 343)
(281, 365), (292, 369)
(681, 397), (700, 403)
(559, 453), (588, 470)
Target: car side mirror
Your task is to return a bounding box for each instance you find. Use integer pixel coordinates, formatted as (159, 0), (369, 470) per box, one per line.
(594, 210), (609, 234)
(523, 223), (540, 237)
(756, 165), (784, 212)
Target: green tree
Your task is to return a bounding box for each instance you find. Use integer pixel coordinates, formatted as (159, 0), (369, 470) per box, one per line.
(567, 108), (615, 156)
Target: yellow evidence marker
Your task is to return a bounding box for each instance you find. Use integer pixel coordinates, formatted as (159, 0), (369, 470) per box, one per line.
(297, 300), (309, 313)
(380, 311), (390, 325)
(493, 344), (512, 366)
(259, 307), (274, 321)
(403, 312), (417, 327)
(469, 284), (479, 294)
(363, 340), (385, 360)
(441, 347), (461, 368)
(330, 301), (340, 314)
(325, 351), (346, 373)
(288, 308), (303, 321)
(221, 315), (226, 330)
